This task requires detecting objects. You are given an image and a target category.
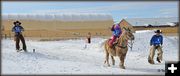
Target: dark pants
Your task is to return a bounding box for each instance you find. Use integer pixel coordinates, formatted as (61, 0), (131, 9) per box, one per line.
(87, 38), (91, 44)
(15, 34), (26, 50)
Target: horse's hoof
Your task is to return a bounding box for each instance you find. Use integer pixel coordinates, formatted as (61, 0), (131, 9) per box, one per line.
(120, 65), (125, 69)
(108, 64), (110, 67)
(104, 61), (106, 64)
(112, 62), (115, 66)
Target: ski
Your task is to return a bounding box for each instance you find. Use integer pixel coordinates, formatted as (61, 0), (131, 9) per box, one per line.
(16, 49), (23, 52)
(17, 49), (28, 52)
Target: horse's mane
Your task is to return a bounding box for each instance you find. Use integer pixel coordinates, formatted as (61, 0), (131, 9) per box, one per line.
(117, 30), (128, 47)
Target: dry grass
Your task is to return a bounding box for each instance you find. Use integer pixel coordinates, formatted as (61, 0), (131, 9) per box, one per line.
(134, 26), (178, 36)
(2, 19), (113, 39)
(1, 19), (178, 40)
(134, 27), (178, 33)
(2, 20), (113, 30)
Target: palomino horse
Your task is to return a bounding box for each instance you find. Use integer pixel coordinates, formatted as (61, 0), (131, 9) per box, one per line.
(104, 27), (134, 69)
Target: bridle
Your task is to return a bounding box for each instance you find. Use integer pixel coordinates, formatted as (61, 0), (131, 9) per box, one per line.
(116, 32), (128, 49)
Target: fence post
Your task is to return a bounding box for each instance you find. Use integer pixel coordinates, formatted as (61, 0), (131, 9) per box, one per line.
(5, 34), (7, 39)
(9, 32), (11, 39)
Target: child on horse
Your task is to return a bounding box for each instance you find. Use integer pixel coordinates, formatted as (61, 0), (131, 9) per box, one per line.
(148, 29), (163, 64)
(109, 24), (122, 48)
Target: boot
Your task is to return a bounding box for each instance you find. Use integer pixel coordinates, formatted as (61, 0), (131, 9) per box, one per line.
(23, 49), (27, 52)
(109, 43), (113, 48)
(110, 42), (116, 48)
(148, 59), (154, 64)
(16, 49), (20, 52)
(148, 56), (154, 64)
(157, 57), (161, 63)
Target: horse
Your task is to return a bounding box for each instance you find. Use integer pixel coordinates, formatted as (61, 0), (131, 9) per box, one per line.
(104, 27), (134, 69)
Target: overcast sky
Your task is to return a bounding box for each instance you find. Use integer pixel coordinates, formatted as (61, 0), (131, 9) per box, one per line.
(2, 1), (178, 21)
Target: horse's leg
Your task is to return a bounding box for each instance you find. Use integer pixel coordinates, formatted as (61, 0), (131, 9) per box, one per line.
(111, 56), (115, 65)
(104, 50), (110, 67)
(119, 56), (125, 69)
(119, 53), (126, 69)
(104, 49), (107, 64)
(104, 52), (107, 64)
(106, 51), (110, 67)
(120, 48), (128, 69)
(104, 42), (110, 67)
(104, 59), (106, 64)
(104, 42), (107, 64)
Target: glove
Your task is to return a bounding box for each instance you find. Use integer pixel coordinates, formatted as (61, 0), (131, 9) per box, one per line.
(150, 43), (153, 46)
(159, 44), (163, 48)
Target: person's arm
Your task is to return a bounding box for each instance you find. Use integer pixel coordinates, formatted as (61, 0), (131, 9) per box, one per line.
(116, 25), (122, 36)
(115, 30), (120, 36)
(112, 31), (116, 36)
(12, 26), (15, 32)
(150, 35), (154, 46)
(20, 26), (24, 31)
(160, 35), (163, 45)
(119, 28), (122, 35)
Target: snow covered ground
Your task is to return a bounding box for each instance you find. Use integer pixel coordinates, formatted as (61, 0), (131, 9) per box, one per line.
(1, 30), (178, 75)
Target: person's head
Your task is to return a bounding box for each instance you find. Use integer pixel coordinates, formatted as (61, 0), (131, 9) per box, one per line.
(13, 21), (21, 26)
(155, 30), (162, 36)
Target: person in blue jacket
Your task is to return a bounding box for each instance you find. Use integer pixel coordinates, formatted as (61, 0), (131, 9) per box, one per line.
(148, 30), (163, 64)
(12, 21), (27, 52)
(109, 24), (122, 48)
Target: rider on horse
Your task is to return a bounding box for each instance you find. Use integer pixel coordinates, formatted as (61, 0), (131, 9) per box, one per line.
(109, 24), (122, 48)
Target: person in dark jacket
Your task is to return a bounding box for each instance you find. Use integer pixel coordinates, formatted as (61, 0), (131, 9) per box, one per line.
(12, 21), (27, 52)
(148, 30), (163, 64)
(87, 32), (91, 44)
(83, 32), (91, 49)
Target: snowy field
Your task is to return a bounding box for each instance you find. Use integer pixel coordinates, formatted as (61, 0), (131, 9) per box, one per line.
(1, 30), (178, 75)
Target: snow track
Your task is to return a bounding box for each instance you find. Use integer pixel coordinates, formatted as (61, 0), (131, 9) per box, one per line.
(2, 31), (178, 75)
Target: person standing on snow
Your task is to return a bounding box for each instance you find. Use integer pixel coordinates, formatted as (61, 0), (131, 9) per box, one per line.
(87, 32), (91, 44)
(83, 32), (91, 49)
(148, 29), (163, 64)
(109, 24), (122, 48)
(12, 21), (27, 52)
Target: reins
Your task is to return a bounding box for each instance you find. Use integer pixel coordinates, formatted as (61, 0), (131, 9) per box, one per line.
(116, 33), (128, 49)
(116, 31), (134, 49)
(127, 40), (134, 51)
